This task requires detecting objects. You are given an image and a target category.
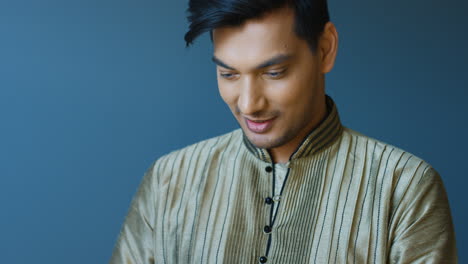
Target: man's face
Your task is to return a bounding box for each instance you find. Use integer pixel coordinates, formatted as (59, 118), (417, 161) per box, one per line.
(212, 7), (328, 152)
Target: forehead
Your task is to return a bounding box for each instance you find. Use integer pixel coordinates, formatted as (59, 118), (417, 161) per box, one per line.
(212, 7), (308, 69)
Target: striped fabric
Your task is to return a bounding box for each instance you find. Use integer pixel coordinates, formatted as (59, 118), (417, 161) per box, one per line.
(110, 96), (457, 264)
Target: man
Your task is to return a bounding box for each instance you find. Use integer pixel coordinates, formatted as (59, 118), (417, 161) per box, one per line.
(110, 0), (457, 263)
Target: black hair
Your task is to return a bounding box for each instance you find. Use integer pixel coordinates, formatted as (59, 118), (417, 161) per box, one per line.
(184, 0), (330, 52)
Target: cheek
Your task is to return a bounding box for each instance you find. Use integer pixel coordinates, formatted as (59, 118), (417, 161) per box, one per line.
(268, 75), (309, 108)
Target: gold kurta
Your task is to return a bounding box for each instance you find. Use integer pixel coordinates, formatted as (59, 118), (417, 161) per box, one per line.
(110, 96), (457, 263)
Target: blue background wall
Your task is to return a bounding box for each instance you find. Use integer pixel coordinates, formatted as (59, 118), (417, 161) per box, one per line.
(1, 0), (466, 263)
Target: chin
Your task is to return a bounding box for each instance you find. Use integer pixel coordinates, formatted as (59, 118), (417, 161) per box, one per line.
(244, 130), (283, 149)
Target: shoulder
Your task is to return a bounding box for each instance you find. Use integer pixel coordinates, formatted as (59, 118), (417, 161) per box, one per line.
(150, 128), (244, 173)
(341, 127), (450, 223)
(341, 126), (439, 188)
(342, 126), (429, 164)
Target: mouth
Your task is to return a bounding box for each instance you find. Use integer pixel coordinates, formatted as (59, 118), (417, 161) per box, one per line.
(244, 117), (276, 134)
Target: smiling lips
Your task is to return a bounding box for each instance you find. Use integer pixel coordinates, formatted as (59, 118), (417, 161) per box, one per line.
(245, 117), (276, 133)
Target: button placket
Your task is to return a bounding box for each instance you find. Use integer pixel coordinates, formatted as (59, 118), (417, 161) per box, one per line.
(260, 164), (275, 262)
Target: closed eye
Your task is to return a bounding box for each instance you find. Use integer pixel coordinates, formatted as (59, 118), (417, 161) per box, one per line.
(264, 69), (286, 79)
(219, 72), (238, 80)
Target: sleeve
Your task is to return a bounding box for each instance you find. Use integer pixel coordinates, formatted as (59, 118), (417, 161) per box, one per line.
(388, 167), (458, 264)
(109, 161), (159, 264)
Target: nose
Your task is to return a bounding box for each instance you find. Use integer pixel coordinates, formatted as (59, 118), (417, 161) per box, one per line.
(237, 76), (266, 116)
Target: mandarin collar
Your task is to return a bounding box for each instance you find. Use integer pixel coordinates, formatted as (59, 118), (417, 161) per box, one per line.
(242, 95), (343, 163)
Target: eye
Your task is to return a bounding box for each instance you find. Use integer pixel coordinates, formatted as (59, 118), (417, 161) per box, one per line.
(219, 72), (238, 80)
(264, 69), (286, 79)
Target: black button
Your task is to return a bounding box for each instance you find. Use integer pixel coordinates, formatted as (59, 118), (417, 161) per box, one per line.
(263, 225), (272, 234)
(265, 197), (273, 205)
(259, 256), (268, 263)
(265, 166), (273, 173)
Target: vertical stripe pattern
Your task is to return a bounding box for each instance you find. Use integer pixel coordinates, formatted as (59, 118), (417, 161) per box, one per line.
(110, 96), (457, 264)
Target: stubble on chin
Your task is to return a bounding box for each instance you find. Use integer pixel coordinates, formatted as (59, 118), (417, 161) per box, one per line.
(244, 128), (295, 150)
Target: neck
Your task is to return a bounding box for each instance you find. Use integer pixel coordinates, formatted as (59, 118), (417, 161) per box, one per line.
(269, 100), (328, 164)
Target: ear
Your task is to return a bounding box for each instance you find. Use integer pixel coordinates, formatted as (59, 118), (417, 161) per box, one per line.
(318, 22), (339, 74)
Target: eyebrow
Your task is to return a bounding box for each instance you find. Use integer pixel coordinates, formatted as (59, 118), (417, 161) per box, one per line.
(211, 54), (294, 71)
